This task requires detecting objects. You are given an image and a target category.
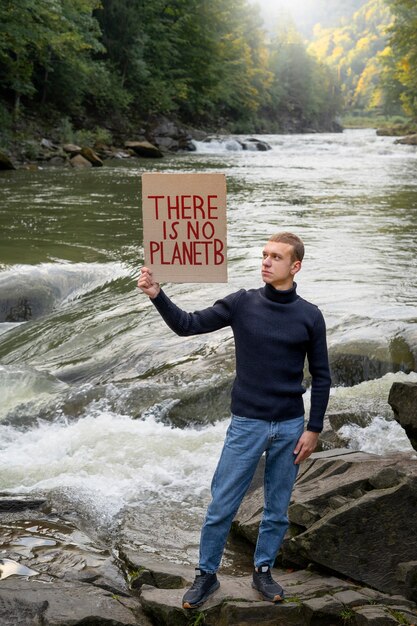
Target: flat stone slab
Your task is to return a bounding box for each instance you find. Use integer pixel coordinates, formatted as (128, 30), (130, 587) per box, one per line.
(0, 578), (150, 626)
(139, 567), (417, 626)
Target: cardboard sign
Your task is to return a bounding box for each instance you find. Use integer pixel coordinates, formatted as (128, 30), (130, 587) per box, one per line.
(142, 173), (227, 283)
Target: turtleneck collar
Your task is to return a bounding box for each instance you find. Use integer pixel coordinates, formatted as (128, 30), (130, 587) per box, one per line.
(263, 281), (298, 303)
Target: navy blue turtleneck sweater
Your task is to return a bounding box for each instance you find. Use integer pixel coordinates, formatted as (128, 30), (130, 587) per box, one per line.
(151, 282), (331, 432)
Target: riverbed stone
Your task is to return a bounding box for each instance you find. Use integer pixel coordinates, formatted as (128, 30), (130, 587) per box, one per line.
(79, 146), (103, 166)
(124, 140), (163, 158)
(0, 150), (15, 170)
(69, 154), (92, 168)
(394, 133), (417, 145)
(62, 143), (81, 154)
(328, 336), (415, 386)
(0, 578), (149, 626)
(388, 381), (417, 450)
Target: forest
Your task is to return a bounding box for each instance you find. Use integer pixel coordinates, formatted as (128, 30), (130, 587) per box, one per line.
(0, 0), (416, 145)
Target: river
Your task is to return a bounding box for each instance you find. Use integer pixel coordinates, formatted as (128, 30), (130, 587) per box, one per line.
(0, 129), (416, 567)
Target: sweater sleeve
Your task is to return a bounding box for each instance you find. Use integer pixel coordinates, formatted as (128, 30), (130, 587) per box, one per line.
(306, 309), (332, 432)
(150, 288), (244, 336)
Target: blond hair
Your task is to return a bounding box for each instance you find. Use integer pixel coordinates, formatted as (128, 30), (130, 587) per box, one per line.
(268, 232), (304, 262)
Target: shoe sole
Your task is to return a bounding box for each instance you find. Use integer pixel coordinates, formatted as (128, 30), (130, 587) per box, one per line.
(251, 582), (284, 603)
(182, 581), (220, 609)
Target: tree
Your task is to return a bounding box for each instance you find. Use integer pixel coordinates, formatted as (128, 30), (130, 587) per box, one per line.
(383, 0), (417, 119)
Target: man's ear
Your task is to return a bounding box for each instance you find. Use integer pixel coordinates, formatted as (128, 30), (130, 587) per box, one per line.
(291, 261), (302, 275)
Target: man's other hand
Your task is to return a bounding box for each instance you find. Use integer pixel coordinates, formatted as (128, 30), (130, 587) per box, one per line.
(293, 430), (319, 464)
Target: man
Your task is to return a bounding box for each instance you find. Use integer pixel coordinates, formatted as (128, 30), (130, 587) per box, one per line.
(137, 232), (331, 608)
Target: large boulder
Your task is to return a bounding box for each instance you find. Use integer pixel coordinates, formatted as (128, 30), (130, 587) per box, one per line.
(233, 449), (417, 601)
(388, 382), (417, 451)
(80, 146), (103, 167)
(124, 140), (164, 158)
(328, 334), (415, 386)
(145, 117), (196, 152)
(0, 151), (15, 170)
(70, 154), (92, 168)
(394, 134), (417, 145)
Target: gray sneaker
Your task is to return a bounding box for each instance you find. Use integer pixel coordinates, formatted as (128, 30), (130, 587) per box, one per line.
(182, 568), (220, 609)
(252, 565), (285, 602)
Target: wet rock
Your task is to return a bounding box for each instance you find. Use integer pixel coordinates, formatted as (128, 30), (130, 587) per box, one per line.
(145, 117), (196, 152)
(118, 549), (192, 591)
(329, 335), (415, 385)
(62, 143), (82, 154)
(0, 496), (47, 513)
(316, 411), (372, 452)
(388, 382), (417, 451)
(69, 154), (92, 168)
(124, 140), (163, 158)
(0, 150), (15, 170)
(47, 155), (67, 166)
(139, 567), (417, 626)
(240, 137), (272, 151)
(232, 450), (417, 600)
(0, 578), (148, 626)
(0, 284), (56, 321)
(80, 146), (103, 167)
(394, 133), (417, 145)
(283, 451), (417, 599)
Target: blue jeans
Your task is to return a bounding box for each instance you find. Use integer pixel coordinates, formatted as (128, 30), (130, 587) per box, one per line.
(199, 414), (304, 573)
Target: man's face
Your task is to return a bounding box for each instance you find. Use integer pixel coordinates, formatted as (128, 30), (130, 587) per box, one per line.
(261, 241), (301, 289)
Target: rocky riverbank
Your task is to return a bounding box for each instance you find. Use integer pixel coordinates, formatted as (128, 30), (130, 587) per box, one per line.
(1, 382), (417, 625)
(0, 117), (274, 171)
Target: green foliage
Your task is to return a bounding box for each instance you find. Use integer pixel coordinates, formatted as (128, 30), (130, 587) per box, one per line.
(383, 0), (417, 119)
(340, 607), (355, 624)
(0, 0), (345, 134)
(264, 23), (342, 130)
(387, 608), (411, 624)
(189, 611), (206, 626)
(308, 0), (393, 113)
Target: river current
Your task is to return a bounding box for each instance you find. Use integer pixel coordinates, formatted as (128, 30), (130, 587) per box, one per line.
(0, 129), (416, 565)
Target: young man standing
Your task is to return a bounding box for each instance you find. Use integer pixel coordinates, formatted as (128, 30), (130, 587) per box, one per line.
(138, 232), (331, 608)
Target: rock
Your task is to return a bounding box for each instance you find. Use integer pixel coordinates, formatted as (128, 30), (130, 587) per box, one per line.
(69, 154), (92, 168)
(327, 410), (372, 432)
(0, 578), (148, 626)
(62, 143), (82, 154)
(80, 146), (103, 167)
(1, 493), (416, 626)
(118, 549), (192, 591)
(47, 155), (67, 166)
(40, 138), (57, 150)
(0, 150), (15, 170)
(145, 116), (196, 152)
(283, 451), (417, 599)
(394, 133), (417, 145)
(388, 382), (417, 450)
(232, 450), (417, 600)
(139, 567), (417, 626)
(124, 140), (164, 158)
(0, 495), (46, 513)
(329, 334), (415, 385)
(241, 137), (272, 151)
